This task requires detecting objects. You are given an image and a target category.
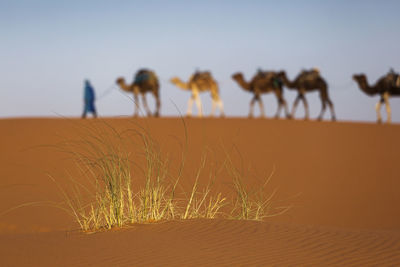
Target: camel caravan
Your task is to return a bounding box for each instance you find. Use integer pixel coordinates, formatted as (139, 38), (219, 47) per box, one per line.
(114, 68), (400, 123)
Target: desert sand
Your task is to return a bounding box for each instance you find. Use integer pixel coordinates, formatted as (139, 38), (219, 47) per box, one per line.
(1, 117), (400, 266)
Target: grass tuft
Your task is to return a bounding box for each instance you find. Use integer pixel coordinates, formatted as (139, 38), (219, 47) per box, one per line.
(52, 120), (290, 232)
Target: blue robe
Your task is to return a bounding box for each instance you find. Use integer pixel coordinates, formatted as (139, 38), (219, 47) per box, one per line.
(84, 82), (96, 113)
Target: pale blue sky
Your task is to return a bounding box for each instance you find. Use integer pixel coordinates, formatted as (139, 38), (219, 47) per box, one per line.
(1, 0), (399, 121)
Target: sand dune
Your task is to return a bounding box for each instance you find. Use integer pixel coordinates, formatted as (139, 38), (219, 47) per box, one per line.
(1, 220), (400, 266)
(0, 118), (400, 266)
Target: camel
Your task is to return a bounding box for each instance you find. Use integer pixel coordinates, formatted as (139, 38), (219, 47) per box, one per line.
(116, 69), (161, 117)
(353, 69), (400, 123)
(170, 71), (224, 117)
(278, 69), (336, 121)
(231, 70), (290, 118)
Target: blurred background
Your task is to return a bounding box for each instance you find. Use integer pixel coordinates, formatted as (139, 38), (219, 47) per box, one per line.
(1, 0), (399, 122)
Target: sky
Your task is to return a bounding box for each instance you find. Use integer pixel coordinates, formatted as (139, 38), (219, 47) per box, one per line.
(1, 0), (400, 122)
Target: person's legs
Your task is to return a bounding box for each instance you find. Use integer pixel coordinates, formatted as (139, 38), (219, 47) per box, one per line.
(92, 108), (98, 118)
(82, 102), (88, 118)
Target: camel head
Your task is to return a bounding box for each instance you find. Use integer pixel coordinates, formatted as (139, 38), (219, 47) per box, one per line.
(232, 72), (252, 91)
(116, 77), (125, 85)
(116, 77), (131, 92)
(352, 74), (366, 84)
(353, 74), (377, 96)
(276, 71), (286, 79)
(231, 72), (244, 81)
(170, 77), (181, 85)
(276, 71), (292, 86)
(170, 76), (190, 90)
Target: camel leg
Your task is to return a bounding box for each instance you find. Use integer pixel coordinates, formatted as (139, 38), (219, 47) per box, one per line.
(141, 94), (152, 117)
(217, 99), (225, 117)
(191, 87), (203, 118)
(187, 96), (194, 117)
(210, 99), (216, 117)
(275, 98), (289, 119)
(258, 96), (265, 118)
(375, 97), (384, 123)
(318, 90), (336, 121)
(291, 96), (300, 119)
(384, 92), (391, 123)
(303, 96), (310, 120)
(283, 99), (290, 119)
(301, 94), (309, 120)
(317, 100), (327, 121)
(194, 94), (203, 118)
(277, 94), (290, 119)
(133, 92), (140, 117)
(275, 102), (282, 119)
(273, 91), (284, 119)
(328, 99), (336, 121)
(249, 96), (256, 118)
(154, 93), (161, 117)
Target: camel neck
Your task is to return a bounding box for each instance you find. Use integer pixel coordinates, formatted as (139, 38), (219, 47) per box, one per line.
(233, 76), (251, 91)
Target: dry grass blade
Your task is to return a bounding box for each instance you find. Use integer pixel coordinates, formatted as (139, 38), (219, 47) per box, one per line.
(49, 119), (290, 232)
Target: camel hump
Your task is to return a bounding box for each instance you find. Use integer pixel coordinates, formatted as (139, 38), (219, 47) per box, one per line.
(253, 70), (265, 79)
(299, 68), (320, 81)
(134, 69), (158, 84)
(386, 69), (400, 87)
(302, 68), (319, 75)
(253, 71), (277, 85)
(193, 71), (213, 81)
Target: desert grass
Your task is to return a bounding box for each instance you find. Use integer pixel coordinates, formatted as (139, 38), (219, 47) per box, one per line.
(182, 154), (227, 220)
(53, 119), (289, 232)
(225, 158), (291, 220)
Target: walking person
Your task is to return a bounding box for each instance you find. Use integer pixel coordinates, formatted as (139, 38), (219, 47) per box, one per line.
(82, 80), (97, 118)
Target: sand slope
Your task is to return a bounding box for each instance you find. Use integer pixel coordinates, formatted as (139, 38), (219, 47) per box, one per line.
(0, 118), (400, 266)
(1, 220), (400, 266)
